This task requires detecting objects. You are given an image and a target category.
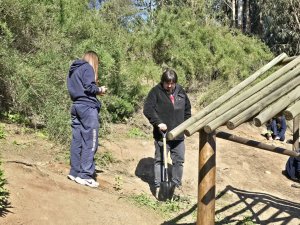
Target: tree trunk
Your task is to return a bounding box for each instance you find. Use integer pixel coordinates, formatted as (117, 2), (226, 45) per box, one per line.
(237, 0), (243, 29)
(243, 0), (250, 33)
(232, 0), (236, 27)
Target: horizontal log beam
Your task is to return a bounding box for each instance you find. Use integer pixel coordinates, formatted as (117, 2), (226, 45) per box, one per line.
(281, 56), (298, 64)
(167, 53), (288, 140)
(253, 87), (300, 127)
(216, 130), (300, 158)
(283, 100), (300, 121)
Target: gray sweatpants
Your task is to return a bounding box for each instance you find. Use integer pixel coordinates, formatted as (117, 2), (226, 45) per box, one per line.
(154, 140), (185, 188)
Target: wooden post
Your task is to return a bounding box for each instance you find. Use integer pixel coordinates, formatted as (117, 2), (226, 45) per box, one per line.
(197, 129), (216, 225)
(293, 115), (299, 151)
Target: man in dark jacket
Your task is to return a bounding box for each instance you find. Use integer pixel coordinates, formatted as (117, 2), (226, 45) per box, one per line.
(143, 69), (191, 199)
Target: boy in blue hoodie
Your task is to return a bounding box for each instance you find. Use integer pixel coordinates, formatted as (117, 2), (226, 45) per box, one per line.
(67, 51), (107, 188)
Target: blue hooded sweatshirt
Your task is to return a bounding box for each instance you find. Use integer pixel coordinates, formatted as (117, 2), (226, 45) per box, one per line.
(67, 59), (101, 110)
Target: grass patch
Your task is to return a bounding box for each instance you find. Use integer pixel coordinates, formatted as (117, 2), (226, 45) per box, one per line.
(0, 125), (5, 139)
(128, 193), (193, 218)
(127, 127), (147, 138)
(95, 151), (117, 168)
(0, 159), (9, 210)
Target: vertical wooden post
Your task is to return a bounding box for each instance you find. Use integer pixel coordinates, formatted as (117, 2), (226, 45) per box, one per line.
(293, 115), (299, 151)
(197, 129), (216, 225)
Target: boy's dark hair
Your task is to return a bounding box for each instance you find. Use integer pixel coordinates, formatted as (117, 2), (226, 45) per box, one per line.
(161, 69), (178, 83)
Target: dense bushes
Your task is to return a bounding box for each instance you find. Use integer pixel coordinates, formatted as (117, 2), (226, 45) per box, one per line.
(0, 0), (273, 144)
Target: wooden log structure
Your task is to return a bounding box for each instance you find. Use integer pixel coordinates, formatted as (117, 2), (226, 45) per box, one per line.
(283, 100), (300, 121)
(185, 57), (300, 136)
(205, 65), (300, 133)
(253, 87), (300, 127)
(167, 53), (288, 140)
(164, 54), (300, 225)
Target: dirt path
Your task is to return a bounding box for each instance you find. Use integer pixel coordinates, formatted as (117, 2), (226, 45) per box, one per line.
(0, 121), (300, 225)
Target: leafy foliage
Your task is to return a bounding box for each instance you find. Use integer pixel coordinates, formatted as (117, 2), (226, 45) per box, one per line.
(0, 0), (273, 144)
(213, 0), (300, 55)
(0, 159), (9, 210)
(259, 0), (300, 55)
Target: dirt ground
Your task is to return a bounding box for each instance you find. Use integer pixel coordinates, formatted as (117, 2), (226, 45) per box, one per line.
(0, 115), (300, 225)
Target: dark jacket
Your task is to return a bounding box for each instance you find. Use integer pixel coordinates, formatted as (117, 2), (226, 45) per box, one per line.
(67, 59), (101, 110)
(285, 150), (300, 181)
(143, 83), (191, 141)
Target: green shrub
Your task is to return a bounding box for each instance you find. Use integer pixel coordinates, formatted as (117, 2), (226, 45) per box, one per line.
(0, 0), (273, 145)
(0, 125), (5, 139)
(0, 159), (9, 210)
(104, 96), (135, 123)
(95, 151), (116, 168)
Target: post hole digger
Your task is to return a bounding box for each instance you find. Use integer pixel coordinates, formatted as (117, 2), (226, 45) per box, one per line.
(158, 130), (175, 201)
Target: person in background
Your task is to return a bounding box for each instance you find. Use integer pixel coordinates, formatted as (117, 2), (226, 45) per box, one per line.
(265, 115), (287, 141)
(143, 68), (191, 199)
(285, 149), (300, 183)
(66, 51), (107, 188)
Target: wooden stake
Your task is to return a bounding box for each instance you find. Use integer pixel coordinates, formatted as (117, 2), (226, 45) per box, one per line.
(293, 115), (299, 151)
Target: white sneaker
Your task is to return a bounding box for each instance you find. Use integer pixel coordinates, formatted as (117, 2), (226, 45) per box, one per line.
(75, 177), (99, 188)
(275, 136), (280, 140)
(67, 174), (76, 181)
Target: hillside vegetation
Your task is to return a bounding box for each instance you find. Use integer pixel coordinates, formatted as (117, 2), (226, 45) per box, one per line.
(0, 0), (273, 144)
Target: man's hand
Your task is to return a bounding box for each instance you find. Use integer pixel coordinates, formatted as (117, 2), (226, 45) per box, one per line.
(158, 123), (167, 131)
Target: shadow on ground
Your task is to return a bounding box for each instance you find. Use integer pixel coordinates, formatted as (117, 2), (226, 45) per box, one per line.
(135, 157), (156, 195)
(135, 157), (174, 197)
(159, 185), (300, 225)
(216, 185), (300, 224)
(0, 198), (12, 218)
